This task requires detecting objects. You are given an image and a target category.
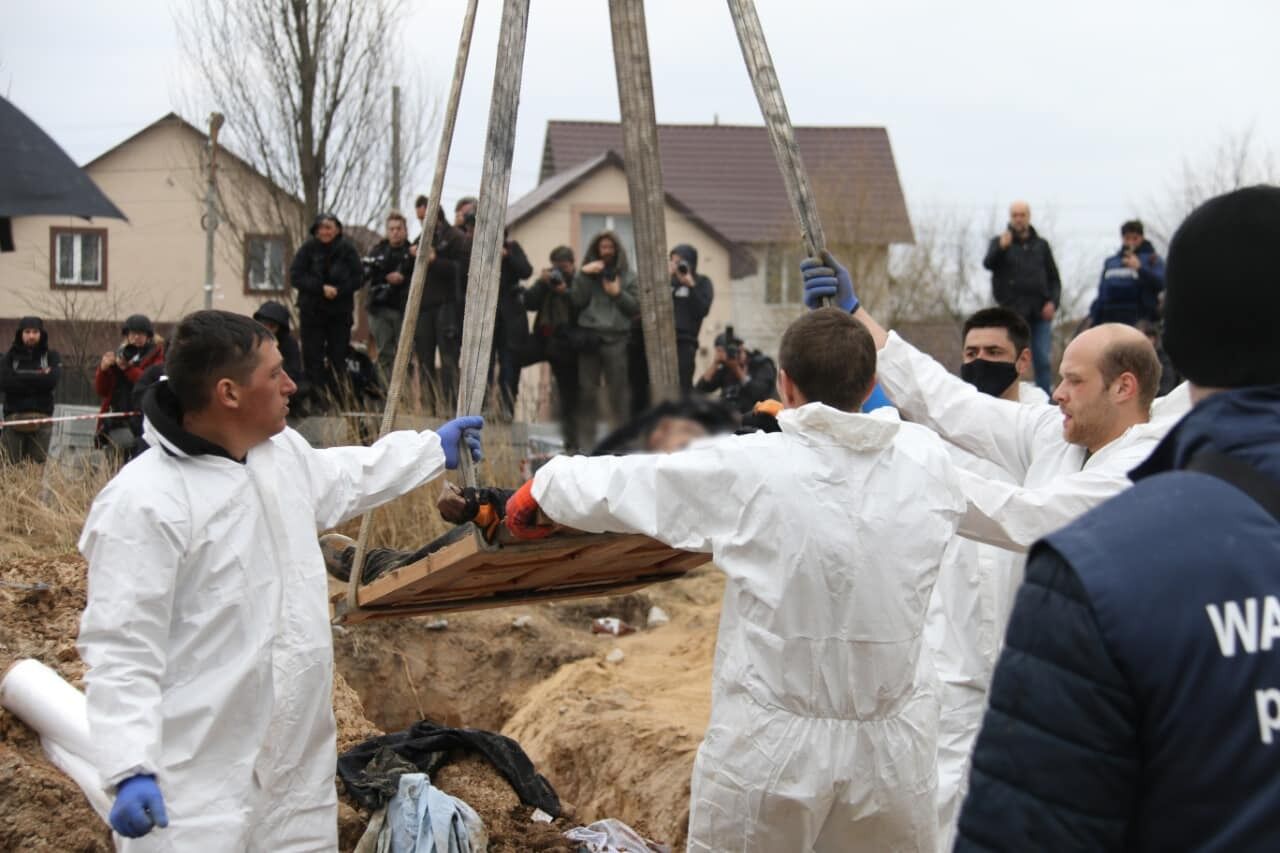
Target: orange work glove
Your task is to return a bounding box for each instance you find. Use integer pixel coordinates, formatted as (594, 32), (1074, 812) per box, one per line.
(754, 399), (783, 417)
(505, 479), (556, 540)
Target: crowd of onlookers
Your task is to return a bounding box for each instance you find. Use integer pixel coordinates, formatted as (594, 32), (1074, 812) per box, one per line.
(1, 196), (1178, 464)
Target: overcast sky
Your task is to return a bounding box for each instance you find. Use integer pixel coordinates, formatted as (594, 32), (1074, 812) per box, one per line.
(4, 0), (1278, 298)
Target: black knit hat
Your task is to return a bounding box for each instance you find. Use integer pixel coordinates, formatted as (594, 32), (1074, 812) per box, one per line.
(121, 313), (154, 336)
(17, 316), (43, 332)
(1163, 185), (1280, 388)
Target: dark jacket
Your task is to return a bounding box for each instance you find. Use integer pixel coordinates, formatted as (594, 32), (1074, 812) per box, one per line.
(694, 350), (777, 414)
(416, 216), (466, 309)
(365, 237), (415, 313)
(958, 386), (1280, 852)
(289, 215), (365, 316)
(670, 244), (714, 346)
(523, 269), (577, 364)
(252, 301), (304, 384)
(1089, 240), (1166, 326)
(1, 321), (62, 415)
(983, 226), (1062, 318)
(571, 231), (641, 337)
(496, 240), (534, 353)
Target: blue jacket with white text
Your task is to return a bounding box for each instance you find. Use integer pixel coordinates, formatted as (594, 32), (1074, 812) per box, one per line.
(957, 385), (1280, 852)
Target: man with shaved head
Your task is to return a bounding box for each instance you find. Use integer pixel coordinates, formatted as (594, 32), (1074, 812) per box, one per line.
(983, 201), (1061, 393)
(797, 251), (1188, 846)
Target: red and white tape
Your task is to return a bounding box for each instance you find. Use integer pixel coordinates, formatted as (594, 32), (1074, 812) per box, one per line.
(0, 411), (138, 429)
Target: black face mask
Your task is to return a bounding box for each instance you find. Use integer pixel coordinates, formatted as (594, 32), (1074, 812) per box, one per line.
(961, 358), (1019, 398)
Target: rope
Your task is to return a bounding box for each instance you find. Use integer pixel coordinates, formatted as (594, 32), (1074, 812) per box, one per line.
(343, 0), (480, 615)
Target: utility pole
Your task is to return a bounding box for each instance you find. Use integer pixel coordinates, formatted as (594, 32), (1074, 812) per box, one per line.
(202, 112), (225, 311)
(390, 85), (402, 213)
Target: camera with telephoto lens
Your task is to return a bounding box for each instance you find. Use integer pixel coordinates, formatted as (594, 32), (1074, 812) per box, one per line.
(676, 261), (690, 276)
(722, 325), (740, 361)
(549, 268), (564, 285)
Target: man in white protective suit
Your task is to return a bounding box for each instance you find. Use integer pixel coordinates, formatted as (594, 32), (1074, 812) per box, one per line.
(77, 309), (484, 851)
(798, 253), (1189, 848)
(504, 308), (967, 852)
(924, 307), (1049, 844)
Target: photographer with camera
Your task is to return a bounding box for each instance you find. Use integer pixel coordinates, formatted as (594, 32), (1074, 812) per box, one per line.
(363, 211), (415, 381)
(695, 326), (777, 414)
(1088, 219), (1166, 329)
(572, 231), (640, 444)
(983, 200), (1062, 394)
(95, 314), (165, 466)
(669, 244), (714, 392)
(523, 245), (581, 450)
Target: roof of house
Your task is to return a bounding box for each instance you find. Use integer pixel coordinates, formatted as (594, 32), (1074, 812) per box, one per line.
(84, 112), (299, 205)
(508, 149), (757, 277)
(540, 120), (914, 247)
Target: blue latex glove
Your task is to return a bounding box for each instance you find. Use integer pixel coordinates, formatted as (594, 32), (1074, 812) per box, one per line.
(437, 415), (484, 469)
(799, 251), (859, 313)
(110, 774), (168, 838)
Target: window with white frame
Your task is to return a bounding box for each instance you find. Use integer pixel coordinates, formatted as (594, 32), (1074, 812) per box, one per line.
(244, 234), (287, 293)
(51, 228), (106, 288)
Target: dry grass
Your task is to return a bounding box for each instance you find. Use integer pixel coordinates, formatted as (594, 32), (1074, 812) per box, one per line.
(0, 459), (113, 562)
(0, 400), (528, 563)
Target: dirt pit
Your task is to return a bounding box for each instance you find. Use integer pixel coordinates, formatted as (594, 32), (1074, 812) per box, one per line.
(0, 554), (721, 850)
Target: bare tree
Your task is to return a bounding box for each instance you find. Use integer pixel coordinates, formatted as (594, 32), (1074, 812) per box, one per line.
(177, 0), (439, 244)
(1148, 129), (1278, 246)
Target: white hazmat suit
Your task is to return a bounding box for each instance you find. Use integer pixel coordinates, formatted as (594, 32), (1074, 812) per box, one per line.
(532, 403), (966, 852)
(875, 331), (1190, 847)
(79, 414), (446, 852)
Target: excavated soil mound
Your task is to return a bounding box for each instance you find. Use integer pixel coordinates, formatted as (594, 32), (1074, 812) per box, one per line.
(502, 567), (724, 850)
(0, 555), (110, 852)
(0, 556), (616, 851)
(334, 605), (599, 733)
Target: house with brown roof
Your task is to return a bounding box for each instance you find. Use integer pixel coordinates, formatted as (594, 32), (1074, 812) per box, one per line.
(508, 119), (914, 367)
(0, 113), (304, 399)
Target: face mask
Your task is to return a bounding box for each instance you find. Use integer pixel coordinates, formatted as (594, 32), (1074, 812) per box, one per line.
(961, 358), (1019, 398)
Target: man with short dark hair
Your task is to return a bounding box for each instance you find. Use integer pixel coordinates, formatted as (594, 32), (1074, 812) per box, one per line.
(956, 186), (1280, 853)
(1, 316), (62, 464)
(77, 309), (484, 849)
(523, 245), (581, 450)
(504, 307), (966, 851)
(959, 307), (1043, 403)
(983, 201), (1062, 393)
(364, 211), (415, 380)
(1089, 218), (1165, 328)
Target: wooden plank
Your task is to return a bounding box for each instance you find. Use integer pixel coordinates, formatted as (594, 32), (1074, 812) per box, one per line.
(333, 526), (705, 623)
(608, 0), (679, 402)
(726, 0), (828, 262)
(456, 0), (531, 439)
(338, 574), (687, 624)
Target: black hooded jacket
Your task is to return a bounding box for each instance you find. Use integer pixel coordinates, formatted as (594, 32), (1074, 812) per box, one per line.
(669, 244), (714, 346)
(983, 226), (1062, 318)
(252, 301), (304, 384)
(1, 319), (62, 415)
(289, 214), (365, 316)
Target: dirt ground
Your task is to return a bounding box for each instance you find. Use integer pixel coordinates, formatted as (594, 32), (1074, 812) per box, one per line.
(0, 553), (721, 850)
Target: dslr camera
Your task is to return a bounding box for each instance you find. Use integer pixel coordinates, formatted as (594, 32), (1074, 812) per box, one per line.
(676, 261), (690, 276)
(549, 268), (565, 285)
(722, 326), (740, 361)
